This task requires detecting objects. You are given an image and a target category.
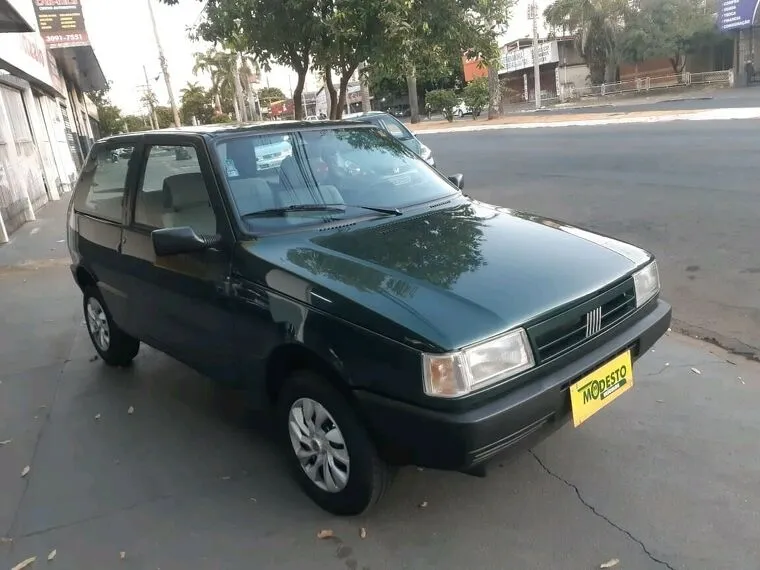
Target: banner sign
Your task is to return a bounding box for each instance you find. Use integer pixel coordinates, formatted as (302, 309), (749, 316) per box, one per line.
(718, 0), (760, 31)
(33, 0), (90, 49)
(499, 41), (559, 74)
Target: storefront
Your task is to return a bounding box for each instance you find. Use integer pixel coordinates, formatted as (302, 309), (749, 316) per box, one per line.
(719, 0), (760, 85)
(0, 0), (105, 242)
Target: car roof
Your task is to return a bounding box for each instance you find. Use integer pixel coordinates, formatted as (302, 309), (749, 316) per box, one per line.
(97, 120), (375, 144)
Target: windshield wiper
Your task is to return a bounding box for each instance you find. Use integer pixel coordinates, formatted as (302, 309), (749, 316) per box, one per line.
(345, 204), (402, 216)
(241, 204), (346, 218)
(242, 203), (402, 218)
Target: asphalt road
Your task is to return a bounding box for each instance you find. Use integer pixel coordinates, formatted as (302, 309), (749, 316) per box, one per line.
(419, 119), (760, 358)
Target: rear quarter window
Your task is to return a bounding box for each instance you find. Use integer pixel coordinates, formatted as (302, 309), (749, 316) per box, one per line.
(73, 144), (135, 222)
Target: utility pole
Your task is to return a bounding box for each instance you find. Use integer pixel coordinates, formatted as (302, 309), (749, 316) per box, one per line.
(147, 0), (181, 127)
(358, 61), (371, 112)
(530, 1), (542, 109)
(142, 65), (159, 129)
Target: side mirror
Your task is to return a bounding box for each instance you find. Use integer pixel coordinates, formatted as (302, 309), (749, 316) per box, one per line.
(448, 173), (464, 190)
(152, 226), (221, 256)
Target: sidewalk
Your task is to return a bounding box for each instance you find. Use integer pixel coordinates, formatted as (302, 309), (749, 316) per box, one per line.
(0, 195), (71, 270)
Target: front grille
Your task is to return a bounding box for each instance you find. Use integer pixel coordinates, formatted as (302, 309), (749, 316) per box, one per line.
(528, 278), (636, 363)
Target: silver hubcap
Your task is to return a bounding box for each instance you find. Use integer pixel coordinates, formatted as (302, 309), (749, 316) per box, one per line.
(86, 297), (110, 352)
(288, 397), (350, 493)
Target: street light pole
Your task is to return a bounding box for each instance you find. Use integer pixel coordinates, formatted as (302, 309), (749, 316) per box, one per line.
(530, 1), (542, 109)
(147, 0), (181, 128)
(142, 65), (159, 129)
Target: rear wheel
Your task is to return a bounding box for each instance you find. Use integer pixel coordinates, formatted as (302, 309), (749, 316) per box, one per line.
(278, 370), (393, 516)
(83, 287), (140, 367)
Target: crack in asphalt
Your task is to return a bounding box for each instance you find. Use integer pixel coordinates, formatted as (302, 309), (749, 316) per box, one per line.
(529, 451), (677, 570)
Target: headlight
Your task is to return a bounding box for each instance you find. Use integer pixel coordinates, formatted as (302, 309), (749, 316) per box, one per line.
(633, 260), (660, 307)
(419, 143), (432, 161)
(422, 329), (534, 398)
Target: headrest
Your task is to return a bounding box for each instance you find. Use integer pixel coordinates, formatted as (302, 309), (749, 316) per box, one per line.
(163, 172), (209, 209)
(279, 155), (308, 189)
(225, 139), (257, 178)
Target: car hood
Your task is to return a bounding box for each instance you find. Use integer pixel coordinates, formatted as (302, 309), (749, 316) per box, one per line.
(247, 198), (649, 351)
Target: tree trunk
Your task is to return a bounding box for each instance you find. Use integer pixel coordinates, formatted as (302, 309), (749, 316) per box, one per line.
(406, 72), (419, 124)
(214, 93), (223, 114)
(233, 59), (248, 122)
(293, 70), (307, 120)
(336, 76), (349, 119)
(359, 62), (371, 112)
(325, 68), (338, 119)
(487, 61), (501, 120)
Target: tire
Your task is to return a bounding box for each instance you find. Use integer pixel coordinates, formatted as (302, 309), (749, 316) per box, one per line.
(278, 370), (393, 516)
(455, 109), (463, 119)
(83, 286), (140, 367)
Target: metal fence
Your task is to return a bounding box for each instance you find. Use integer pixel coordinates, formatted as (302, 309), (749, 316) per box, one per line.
(558, 70), (734, 102)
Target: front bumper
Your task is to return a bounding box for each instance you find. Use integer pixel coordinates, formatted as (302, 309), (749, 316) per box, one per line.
(355, 299), (672, 471)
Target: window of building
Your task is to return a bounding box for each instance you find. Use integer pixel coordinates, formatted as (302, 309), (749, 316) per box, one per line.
(134, 145), (217, 235)
(73, 144), (134, 222)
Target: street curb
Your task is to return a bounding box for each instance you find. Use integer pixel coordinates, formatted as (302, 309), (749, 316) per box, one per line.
(413, 107), (760, 135)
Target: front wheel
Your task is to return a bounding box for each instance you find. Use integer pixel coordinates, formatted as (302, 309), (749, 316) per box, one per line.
(455, 109), (463, 118)
(278, 371), (393, 516)
(83, 287), (140, 367)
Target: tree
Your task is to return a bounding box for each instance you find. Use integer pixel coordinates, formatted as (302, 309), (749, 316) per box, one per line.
(87, 82), (125, 136)
(258, 86), (287, 107)
(462, 76), (488, 118)
(180, 82), (213, 125)
(313, 0), (393, 119)
(124, 115), (151, 132)
(154, 106), (175, 129)
(544, 0), (629, 85)
(192, 0), (322, 120)
(370, 0), (511, 124)
(620, 0), (720, 76)
(193, 47), (258, 122)
(425, 89), (458, 122)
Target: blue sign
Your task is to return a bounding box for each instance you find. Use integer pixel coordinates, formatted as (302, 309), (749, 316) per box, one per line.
(718, 0), (760, 31)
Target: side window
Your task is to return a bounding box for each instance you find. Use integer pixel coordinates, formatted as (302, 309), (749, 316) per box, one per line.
(379, 118), (405, 139)
(73, 144), (134, 222)
(134, 144), (218, 235)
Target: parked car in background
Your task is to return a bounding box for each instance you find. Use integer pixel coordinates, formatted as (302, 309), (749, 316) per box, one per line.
(453, 100), (479, 118)
(348, 111), (435, 167)
(67, 121), (671, 516)
(254, 134), (292, 171)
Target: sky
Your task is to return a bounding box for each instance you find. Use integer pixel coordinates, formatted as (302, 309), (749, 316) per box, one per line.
(80, 0), (323, 116)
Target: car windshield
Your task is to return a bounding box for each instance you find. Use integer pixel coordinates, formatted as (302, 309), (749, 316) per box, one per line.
(214, 126), (456, 232)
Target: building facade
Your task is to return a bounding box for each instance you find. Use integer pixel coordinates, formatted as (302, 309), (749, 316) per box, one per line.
(718, 0), (760, 84)
(0, 0), (105, 242)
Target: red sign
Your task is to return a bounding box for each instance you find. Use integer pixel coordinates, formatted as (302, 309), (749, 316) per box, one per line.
(463, 56), (488, 82)
(33, 0), (90, 49)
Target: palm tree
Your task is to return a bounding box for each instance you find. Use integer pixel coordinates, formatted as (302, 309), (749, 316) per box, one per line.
(192, 48), (260, 122)
(544, 0), (629, 85)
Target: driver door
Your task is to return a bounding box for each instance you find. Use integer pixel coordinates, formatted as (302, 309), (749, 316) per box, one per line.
(120, 136), (238, 382)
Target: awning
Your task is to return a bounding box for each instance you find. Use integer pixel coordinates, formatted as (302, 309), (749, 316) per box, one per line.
(0, 0), (33, 33)
(54, 45), (107, 93)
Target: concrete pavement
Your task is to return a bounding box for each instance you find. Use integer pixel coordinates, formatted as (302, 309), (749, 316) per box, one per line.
(1, 176), (759, 569)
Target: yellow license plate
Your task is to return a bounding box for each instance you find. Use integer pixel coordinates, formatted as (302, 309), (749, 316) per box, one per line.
(570, 350), (633, 427)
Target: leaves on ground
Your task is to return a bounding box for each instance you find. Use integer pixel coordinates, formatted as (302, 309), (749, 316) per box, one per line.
(94, 413), (101, 420)
(317, 529), (334, 539)
(11, 556), (36, 570)
(690, 367), (702, 375)
(21, 465), (30, 478)
(127, 406), (134, 415)
(359, 527), (367, 539)
(48, 549), (57, 561)
(120, 551), (126, 560)
(0, 439), (11, 446)
(600, 558), (620, 568)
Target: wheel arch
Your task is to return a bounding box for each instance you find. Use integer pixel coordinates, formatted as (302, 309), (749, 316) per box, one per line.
(73, 265), (97, 291)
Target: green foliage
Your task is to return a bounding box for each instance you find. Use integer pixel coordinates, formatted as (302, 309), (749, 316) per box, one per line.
(544, 0), (629, 84)
(462, 77), (488, 118)
(124, 115), (150, 132)
(425, 89), (458, 122)
(619, 0), (720, 74)
(154, 106), (174, 129)
(258, 86), (287, 104)
(179, 82), (213, 125)
(210, 113), (233, 123)
(192, 47), (258, 118)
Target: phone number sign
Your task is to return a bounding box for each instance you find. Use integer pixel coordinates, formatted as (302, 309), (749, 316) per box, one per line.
(34, 0), (90, 49)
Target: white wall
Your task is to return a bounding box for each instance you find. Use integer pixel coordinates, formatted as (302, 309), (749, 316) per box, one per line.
(499, 0), (556, 46)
